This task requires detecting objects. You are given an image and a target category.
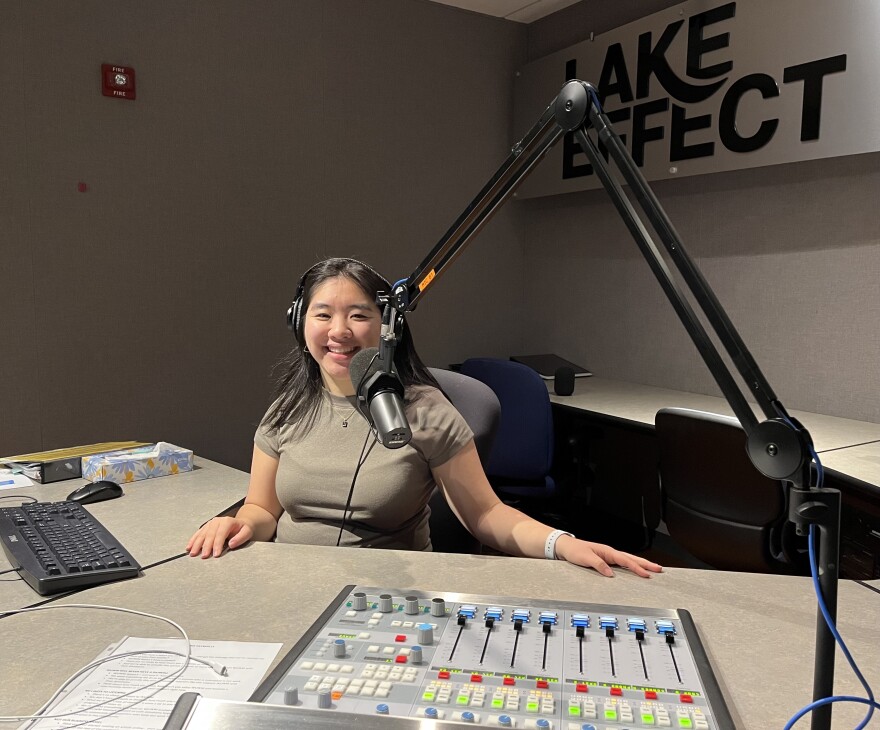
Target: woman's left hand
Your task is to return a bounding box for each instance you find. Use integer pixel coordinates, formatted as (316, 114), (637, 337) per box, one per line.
(555, 535), (663, 578)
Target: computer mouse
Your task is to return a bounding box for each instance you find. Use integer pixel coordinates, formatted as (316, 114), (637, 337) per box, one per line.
(66, 480), (124, 505)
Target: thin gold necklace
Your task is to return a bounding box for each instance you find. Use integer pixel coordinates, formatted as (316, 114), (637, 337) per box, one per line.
(339, 404), (358, 428)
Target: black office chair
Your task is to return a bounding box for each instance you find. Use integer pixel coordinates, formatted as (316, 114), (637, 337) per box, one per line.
(426, 367), (501, 553)
(655, 407), (808, 574)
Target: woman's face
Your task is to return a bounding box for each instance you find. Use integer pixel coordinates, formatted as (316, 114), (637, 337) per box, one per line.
(303, 275), (382, 395)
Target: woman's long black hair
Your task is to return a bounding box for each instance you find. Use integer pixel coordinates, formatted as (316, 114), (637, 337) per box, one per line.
(268, 258), (441, 432)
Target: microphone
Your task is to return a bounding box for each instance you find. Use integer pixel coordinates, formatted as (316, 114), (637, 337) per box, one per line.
(349, 347), (412, 449)
(554, 366), (575, 396)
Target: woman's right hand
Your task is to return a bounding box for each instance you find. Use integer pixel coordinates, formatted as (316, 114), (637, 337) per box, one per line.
(186, 516), (254, 558)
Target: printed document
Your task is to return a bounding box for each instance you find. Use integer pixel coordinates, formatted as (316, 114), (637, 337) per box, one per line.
(20, 636), (282, 729)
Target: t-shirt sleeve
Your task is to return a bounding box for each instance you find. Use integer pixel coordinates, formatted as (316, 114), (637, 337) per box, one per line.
(407, 387), (475, 468)
(254, 402), (282, 459)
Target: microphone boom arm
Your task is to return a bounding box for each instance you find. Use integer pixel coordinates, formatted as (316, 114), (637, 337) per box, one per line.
(387, 79), (841, 729)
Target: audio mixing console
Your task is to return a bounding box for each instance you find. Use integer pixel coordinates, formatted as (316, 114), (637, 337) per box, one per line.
(248, 585), (735, 729)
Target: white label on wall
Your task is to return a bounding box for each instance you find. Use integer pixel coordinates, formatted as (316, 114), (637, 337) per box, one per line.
(513, 0), (874, 198)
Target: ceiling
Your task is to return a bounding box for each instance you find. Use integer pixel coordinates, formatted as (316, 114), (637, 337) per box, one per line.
(426, 0), (582, 23)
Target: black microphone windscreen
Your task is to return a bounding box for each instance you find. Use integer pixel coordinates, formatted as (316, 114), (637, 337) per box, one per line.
(349, 347), (380, 390)
(554, 366), (575, 396)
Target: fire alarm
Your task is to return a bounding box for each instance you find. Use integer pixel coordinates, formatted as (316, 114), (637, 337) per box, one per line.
(101, 64), (136, 100)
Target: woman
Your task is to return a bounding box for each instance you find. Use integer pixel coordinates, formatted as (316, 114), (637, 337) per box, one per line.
(187, 258), (662, 578)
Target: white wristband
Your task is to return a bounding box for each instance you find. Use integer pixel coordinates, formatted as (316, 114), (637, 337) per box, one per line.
(544, 529), (574, 560)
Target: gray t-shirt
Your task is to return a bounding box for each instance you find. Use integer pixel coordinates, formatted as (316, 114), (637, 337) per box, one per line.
(254, 385), (473, 551)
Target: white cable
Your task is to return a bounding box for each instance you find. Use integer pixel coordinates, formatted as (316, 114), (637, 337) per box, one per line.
(0, 603), (225, 727)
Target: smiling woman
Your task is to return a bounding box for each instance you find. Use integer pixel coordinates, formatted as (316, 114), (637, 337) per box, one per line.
(302, 277), (382, 394)
(185, 257), (662, 580)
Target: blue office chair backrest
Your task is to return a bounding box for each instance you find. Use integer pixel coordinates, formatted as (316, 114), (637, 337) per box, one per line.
(458, 358), (554, 481)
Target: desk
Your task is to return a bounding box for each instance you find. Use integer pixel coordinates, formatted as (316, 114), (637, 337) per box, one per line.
(2, 543), (879, 728)
(822, 442), (880, 491)
(0, 458), (248, 610)
(548, 377), (880, 458)
(545, 377), (880, 577)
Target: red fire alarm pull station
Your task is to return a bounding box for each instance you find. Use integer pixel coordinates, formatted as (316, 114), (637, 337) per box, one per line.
(101, 64), (136, 100)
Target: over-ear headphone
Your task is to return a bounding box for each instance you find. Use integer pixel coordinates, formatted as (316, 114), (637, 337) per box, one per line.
(286, 258), (391, 343)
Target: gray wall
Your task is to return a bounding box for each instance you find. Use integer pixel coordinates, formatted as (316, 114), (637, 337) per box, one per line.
(3, 0), (878, 473)
(0, 1), (527, 468)
(515, 1), (880, 423)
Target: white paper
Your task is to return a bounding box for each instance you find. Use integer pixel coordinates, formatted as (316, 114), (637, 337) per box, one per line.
(0, 473), (34, 489)
(20, 636), (282, 729)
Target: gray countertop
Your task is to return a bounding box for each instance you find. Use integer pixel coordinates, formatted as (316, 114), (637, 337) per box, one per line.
(2, 541), (879, 728)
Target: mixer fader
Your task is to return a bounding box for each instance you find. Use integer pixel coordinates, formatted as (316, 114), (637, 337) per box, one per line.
(251, 586), (735, 729)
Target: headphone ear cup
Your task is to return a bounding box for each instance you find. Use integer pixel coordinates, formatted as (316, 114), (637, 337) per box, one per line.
(288, 297), (303, 338)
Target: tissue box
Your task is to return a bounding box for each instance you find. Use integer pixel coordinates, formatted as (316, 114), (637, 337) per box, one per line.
(82, 443), (193, 483)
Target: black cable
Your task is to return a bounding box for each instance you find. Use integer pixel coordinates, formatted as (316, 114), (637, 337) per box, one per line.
(334, 350), (383, 547)
(336, 430), (377, 547)
(0, 495), (38, 503)
(854, 579), (880, 596)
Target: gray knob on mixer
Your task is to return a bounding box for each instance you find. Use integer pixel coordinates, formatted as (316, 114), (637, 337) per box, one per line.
(430, 597), (446, 617)
(404, 596), (420, 614)
(283, 687), (299, 705)
(317, 688), (332, 709)
(352, 592), (368, 611)
(334, 638), (346, 657)
(417, 623), (433, 645)
(379, 594), (393, 612)
(410, 645), (423, 664)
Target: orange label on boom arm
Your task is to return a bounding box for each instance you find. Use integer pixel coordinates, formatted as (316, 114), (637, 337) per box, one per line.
(418, 269), (436, 292)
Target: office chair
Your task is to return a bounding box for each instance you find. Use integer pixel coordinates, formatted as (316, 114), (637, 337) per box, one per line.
(655, 407), (809, 574)
(458, 358), (558, 505)
(426, 367), (501, 553)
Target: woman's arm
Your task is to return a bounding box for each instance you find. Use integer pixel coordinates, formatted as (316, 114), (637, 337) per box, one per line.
(432, 441), (662, 578)
(186, 445), (284, 558)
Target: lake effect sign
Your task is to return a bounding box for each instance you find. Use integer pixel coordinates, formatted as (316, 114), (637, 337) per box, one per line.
(512, 0), (868, 198)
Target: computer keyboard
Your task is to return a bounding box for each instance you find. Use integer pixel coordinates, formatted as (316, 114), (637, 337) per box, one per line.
(0, 500), (141, 595)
